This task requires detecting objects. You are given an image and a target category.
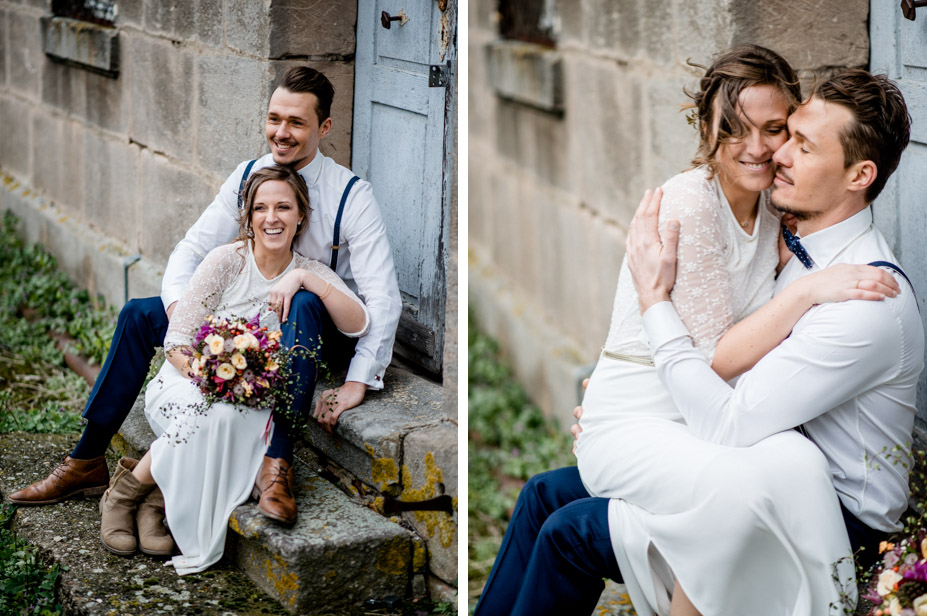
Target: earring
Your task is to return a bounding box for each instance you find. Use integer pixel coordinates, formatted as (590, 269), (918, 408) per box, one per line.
(246, 228), (254, 238)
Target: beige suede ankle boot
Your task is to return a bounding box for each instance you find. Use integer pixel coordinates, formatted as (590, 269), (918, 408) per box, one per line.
(137, 486), (174, 556)
(99, 457), (154, 556)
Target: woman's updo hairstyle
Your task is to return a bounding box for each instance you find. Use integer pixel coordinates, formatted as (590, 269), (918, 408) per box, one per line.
(685, 44), (801, 177)
(237, 165), (312, 249)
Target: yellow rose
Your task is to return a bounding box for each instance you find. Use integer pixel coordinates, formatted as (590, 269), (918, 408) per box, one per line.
(216, 363), (236, 380)
(231, 352), (247, 370)
(268, 330), (282, 341)
(921, 537), (927, 560)
(266, 358), (279, 372)
(205, 334), (225, 355)
(878, 569), (904, 596)
(913, 594), (927, 616)
(233, 334), (250, 350)
(242, 380), (253, 396)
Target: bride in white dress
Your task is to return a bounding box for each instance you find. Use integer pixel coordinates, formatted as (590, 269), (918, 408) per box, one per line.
(98, 165), (368, 575)
(573, 46), (897, 615)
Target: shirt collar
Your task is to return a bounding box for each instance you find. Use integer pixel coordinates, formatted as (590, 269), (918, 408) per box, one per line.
(798, 207), (873, 269)
(296, 149), (324, 187)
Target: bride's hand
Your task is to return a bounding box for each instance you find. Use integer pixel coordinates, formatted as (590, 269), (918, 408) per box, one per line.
(267, 270), (309, 323)
(796, 264), (900, 305)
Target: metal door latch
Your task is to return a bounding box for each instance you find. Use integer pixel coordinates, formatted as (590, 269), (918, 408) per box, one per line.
(429, 64), (449, 87)
(902, 0), (927, 20)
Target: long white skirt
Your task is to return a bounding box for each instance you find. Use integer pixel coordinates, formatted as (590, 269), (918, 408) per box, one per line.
(144, 363), (272, 576)
(575, 355), (856, 615)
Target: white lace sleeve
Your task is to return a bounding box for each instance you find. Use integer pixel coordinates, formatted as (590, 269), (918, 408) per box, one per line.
(293, 254), (371, 337)
(163, 244), (245, 350)
(658, 174), (734, 361)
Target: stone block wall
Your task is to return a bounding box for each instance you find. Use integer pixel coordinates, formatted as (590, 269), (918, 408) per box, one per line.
(0, 0), (356, 308)
(469, 0), (869, 424)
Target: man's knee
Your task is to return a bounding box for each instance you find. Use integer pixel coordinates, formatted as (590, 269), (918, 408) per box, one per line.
(290, 290), (325, 318)
(518, 467), (584, 512)
(120, 296), (165, 328)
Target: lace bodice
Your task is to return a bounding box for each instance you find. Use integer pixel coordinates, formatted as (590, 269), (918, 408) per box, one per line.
(604, 167), (780, 362)
(164, 241), (369, 351)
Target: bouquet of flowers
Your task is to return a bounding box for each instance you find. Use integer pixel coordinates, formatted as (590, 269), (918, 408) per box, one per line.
(186, 313), (287, 408)
(863, 534), (927, 615)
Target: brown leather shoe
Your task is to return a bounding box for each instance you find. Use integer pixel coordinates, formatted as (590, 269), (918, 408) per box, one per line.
(9, 455), (109, 505)
(251, 457), (297, 525)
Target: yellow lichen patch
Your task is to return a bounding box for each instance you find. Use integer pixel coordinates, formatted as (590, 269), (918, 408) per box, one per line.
(372, 496), (385, 514)
(263, 555), (300, 607)
(412, 541), (427, 571)
(366, 443), (399, 489)
(375, 537), (411, 575)
(229, 517), (241, 535)
(324, 570), (337, 581)
(400, 452), (456, 548)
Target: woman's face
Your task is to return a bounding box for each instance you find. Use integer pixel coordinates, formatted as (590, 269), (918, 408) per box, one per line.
(250, 180), (303, 252)
(713, 84), (791, 196)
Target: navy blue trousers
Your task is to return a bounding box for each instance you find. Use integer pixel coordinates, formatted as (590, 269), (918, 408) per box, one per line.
(475, 466), (885, 616)
(473, 467), (622, 616)
(75, 291), (352, 461)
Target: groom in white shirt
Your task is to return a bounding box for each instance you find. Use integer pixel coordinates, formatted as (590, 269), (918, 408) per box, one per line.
(10, 67), (402, 528)
(474, 70), (924, 615)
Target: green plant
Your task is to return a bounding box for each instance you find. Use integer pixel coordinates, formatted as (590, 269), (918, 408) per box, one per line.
(0, 504), (62, 615)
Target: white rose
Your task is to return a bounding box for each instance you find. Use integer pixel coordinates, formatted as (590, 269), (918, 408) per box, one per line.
(913, 594), (927, 616)
(205, 334), (225, 356)
(216, 363), (236, 380)
(878, 569), (904, 596)
(233, 334), (250, 350)
(231, 352), (247, 370)
(190, 358), (202, 375)
(889, 597), (902, 616)
(247, 333), (260, 349)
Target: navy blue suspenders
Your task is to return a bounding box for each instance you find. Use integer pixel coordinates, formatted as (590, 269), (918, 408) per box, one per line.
(330, 176), (360, 271)
(237, 159), (360, 270)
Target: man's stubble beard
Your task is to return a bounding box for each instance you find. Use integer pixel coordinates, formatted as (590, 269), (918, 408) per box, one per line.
(770, 187), (822, 222)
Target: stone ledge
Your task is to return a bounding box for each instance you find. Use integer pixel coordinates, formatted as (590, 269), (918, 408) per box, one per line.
(40, 16), (119, 77)
(486, 40), (563, 112)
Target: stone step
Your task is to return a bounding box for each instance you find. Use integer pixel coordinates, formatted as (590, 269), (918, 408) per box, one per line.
(117, 364), (459, 600)
(0, 433), (288, 616)
(112, 401), (425, 614)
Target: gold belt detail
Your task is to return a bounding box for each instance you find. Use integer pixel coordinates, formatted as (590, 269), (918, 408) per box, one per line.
(601, 348), (655, 367)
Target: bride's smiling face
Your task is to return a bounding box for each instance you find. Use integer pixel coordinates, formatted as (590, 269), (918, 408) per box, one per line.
(713, 84), (791, 195)
(250, 180), (303, 252)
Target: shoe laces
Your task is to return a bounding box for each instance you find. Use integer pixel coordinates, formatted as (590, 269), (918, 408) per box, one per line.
(51, 455), (71, 487)
(268, 462), (292, 496)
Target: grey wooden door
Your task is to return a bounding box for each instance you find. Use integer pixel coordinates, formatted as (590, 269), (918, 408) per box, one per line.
(871, 0), (927, 428)
(353, 0), (455, 375)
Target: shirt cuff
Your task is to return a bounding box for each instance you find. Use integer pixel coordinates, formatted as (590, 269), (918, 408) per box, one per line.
(346, 356), (386, 390)
(161, 285), (185, 313)
(641, 301), (692, 353)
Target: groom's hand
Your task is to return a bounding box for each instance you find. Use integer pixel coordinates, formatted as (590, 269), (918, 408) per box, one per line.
(313, 380), (367, 433)
(626, 187), (680, 313)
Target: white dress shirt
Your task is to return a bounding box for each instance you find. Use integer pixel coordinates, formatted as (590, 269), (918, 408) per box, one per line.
(161, 151), (402, 390)
(642, 207), (924, 531)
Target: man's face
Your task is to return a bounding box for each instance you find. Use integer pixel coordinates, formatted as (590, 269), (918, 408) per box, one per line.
(265, 88), (332, 170)
(771, 97), (856, 223)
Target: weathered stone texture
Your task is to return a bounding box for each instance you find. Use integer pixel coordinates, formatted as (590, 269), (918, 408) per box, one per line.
(0, 10), (8, 88)
(9, 10), (44, 98)
(675, 0), (735, 65)
(82, 131), (139, 244)
(646, 77), (700, 189)
(31, 111), (83, 216)
(401, 424), (457, 584)
(42, 57), (127, 133)
(225, 0), (271, 57)
(493, 97), (567, 190)
(0, 96), (31, 179)
(138, 150), (217, 263)
(144, 0), (196, 40)
(126, 35), (194, 159)
(195, 0), (224, 47)
(562, 55), (643, 222)
(268, 0), (357, 59)
(116, 0), (143, 27)
(195, 53), (268, 177)
(41, 16), (119, 75)
(730, 0), (869, 72)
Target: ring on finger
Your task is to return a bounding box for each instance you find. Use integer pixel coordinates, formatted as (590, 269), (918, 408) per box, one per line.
(856, 280), (861, 289)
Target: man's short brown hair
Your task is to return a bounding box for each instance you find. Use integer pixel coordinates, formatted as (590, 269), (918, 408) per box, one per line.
(812, 70), (911, 203)
(278, 67), (335, 124)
